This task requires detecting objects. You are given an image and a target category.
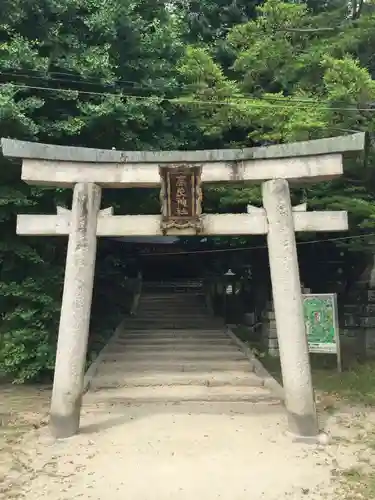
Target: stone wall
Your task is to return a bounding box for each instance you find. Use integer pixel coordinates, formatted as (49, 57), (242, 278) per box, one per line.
(340, 288), (375, 359)
(261, 286), (311, 357)
(261, 304), (278, 356)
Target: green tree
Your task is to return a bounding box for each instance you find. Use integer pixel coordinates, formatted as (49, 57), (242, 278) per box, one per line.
(173, 0), (263, 43)
(0, 0), (189, 382)
(3, 0), (375, 381)
(176, 0), (375, 232)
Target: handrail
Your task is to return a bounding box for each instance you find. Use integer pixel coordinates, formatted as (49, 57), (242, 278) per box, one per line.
(201, 278), (213, 315)
(130, 271), (143, 316)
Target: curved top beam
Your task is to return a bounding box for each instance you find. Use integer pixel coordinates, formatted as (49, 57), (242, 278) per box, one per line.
(1, 133), (365, 164)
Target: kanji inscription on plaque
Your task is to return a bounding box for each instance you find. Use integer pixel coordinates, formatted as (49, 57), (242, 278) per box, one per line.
(159, 165), (203, 233)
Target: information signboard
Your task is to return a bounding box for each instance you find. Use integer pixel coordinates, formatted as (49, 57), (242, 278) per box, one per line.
(302, 293), (341, 372)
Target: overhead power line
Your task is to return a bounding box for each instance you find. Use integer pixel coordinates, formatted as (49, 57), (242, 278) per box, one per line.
(0, 70), (336, 105)
(0, 82), (374, 113)
(0, 69), (373, 113)
(136, 232), (375, 257)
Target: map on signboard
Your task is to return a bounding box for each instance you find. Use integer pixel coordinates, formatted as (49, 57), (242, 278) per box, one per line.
(303, 294), (338, 354)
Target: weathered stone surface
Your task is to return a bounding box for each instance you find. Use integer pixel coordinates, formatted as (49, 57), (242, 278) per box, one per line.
(262, 178), (318, 437)
(342, 314), (360, 328)
(264, 311), (276, 320)
(1, 132), (365, 163)
(87, 291), (280, 407)
(18, 154), (344, 187)
(268, 338), (279, 349)
(360, 316), (375, 327)
(17, 210), (348, 237)
(364, 304), (375, 314)
(268, 328), (278, 339)
(50, 182), (101, 439)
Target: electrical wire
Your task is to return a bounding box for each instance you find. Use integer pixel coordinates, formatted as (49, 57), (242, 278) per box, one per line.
(0, 71), (170, 92)
(0, 81), (373, 113)
(0, 68), (329, 98)
(0, 70), (340, 105)
(0, 75), (370, 257)
(0, 67), (372, 113)
(135, 232), (375, 257)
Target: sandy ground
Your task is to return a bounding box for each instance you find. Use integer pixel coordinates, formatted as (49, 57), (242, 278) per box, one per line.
(2, 400), (367, 500)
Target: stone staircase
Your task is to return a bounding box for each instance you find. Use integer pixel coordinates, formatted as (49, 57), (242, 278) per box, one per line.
(87, 291), (281, 405)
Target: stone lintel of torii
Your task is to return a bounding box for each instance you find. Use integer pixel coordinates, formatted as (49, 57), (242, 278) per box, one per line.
(1, 133), (366, 442)
(17, 209), (348, 236)
(1, 132), (365, 187)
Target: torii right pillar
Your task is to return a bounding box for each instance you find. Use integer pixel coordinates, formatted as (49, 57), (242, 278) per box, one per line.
(262, 179), (318, 440)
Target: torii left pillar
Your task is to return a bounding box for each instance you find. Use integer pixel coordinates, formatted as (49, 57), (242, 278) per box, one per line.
(50, 182), (101, 438)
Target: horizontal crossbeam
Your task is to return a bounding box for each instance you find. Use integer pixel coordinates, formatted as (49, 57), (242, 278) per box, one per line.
(1, 133), (365, 163)
(17, 211), (348, 236)
(19, 154), (343, 187)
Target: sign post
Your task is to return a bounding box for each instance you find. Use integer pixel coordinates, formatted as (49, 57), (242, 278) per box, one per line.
(302, 293), (342, 372)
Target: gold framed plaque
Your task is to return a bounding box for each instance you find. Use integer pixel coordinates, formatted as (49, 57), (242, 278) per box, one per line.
(159, 165), (203, 234)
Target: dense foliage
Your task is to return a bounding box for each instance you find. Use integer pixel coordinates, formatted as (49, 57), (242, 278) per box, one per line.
(1, 0), (375, 381)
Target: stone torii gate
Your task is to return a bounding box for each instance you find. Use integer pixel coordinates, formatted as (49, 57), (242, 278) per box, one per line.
(1, 133), (365, 441)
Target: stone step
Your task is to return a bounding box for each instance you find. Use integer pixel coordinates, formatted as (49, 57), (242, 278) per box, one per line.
(118, 335), (228, 342)
(139, 298), (205, 302)
(139, 304), (204, 307)
(96, 359), (254, 372)
(120, 329), (225, 334)
(132, 318), (216, 323)
(137, 311), (209, 315)
(90, 371), (264, 389)
(131, 308), (209, 311)
(105, 349), (243, 358)
(135, 312), (211, 318)
(106, 343), (243, 359)
(118, 333), (227, 340)
(116, 331), (230, 338)
(138, 301), (208, 308)
(141, 293), (203, 297)
(121, 326), (222, 331)
(132, 319), (214, 323)
(123, 328), (222, 332)
(139, 298), (203, 301)
(118, 328), (227, 334)
(113, 337), (234, 346)
(139, 301), (204, 306)
(137, 309), (207, 314)
(138, 299), (206, 304)
(87, 385), (278, 404)
(125, 319), (220, 330)
(111, 334), (230, 342)
(137, 314), (210, 317)
(126, 318), (219, 322)
(138, 301), (206, 305)
(102, 348), (244, 360)
(134, 319), (219, 324)
(126, 316), (215, 321)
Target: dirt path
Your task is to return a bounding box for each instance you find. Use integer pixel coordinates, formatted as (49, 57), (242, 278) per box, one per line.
(2, 398), (372, 500)
(0, 384), (51, 499)
(1, 384), (374, 500)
